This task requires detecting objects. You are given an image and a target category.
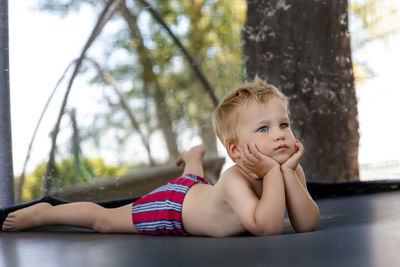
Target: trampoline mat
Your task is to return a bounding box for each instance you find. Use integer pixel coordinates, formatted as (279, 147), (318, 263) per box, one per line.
(1, 191), (400, 267)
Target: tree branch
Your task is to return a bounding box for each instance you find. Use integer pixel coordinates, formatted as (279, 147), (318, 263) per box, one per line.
(16, 60), (76, 202)
(44, 0), (123, 196)
(120, 1), (179, 160)
(86, 57), (155, 166)
(136, 0), (219, 106)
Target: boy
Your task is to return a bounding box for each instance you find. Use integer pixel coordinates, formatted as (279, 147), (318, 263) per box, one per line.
(2, 77), (319, 236)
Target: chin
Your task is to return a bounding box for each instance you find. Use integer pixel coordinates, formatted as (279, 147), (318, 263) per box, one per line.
(273, 151), (294, 164)
(272, 155), (288, 165)
(276, 157), (289, 165)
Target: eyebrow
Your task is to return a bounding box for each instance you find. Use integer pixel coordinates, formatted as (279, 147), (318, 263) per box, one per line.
(255, 119), (271, 126)
(256, 117), (289, 125)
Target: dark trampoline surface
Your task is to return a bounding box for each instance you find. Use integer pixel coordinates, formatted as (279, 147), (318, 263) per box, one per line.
(1, 190), (400, 267)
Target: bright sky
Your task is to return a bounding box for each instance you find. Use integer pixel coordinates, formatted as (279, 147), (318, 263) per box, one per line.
(9, 1), (96, 176)
(8, 1), (400, 179)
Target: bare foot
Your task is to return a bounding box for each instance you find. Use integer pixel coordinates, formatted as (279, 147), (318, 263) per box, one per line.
(2, 202), (52, 232)
(176, 145), (206, 166)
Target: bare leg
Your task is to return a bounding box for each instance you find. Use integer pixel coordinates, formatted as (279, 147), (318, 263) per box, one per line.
(2, 201), (137, 233)
(176, 145), (206, 177)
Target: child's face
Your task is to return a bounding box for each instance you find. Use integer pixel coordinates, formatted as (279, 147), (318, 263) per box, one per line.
(233, 97), (296, 164)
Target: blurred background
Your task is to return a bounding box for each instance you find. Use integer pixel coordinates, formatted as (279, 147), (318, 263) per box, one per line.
(8, 0), (400, 203)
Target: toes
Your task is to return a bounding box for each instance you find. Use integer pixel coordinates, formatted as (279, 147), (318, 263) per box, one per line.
(3, 223), (16, 232)
(6, 212), (16, 219)
(2, 215), (16, 231)
(175, 157), (185, 167)
(2, 222), (12, 231)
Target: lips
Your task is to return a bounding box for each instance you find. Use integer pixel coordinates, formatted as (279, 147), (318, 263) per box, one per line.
(275, 144), (288, 151)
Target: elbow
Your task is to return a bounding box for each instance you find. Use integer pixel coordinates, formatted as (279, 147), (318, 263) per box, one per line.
(261, 228), (283, 237)
(251, 206), (286, 236)
(293, 223), (317, 233)
(294, 206), (320, 233)
(258, 225), (283, 236)
(252, 222), (283, 236)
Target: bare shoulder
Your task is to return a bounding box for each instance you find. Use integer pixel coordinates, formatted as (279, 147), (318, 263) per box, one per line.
(216, 165), (257, 203)
(218, 165), (251, 191)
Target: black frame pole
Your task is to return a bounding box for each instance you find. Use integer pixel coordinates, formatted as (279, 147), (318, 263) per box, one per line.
(0, 0), (15, 207)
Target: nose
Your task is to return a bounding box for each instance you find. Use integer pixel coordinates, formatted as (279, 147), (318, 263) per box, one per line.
(272, 127), (285, 141)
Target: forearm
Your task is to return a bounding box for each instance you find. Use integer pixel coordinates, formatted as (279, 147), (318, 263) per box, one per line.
(281, 168), (319, 232)
(253, 167), (286, 235)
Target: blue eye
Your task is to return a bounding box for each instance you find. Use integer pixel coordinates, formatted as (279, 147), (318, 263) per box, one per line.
(258, 126), (268, 133)
(280, 123), (289, 129)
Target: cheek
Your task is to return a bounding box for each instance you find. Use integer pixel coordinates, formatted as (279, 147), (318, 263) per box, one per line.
(287, 137), (297, 155)
(288, 131), (296, 141)
(288, 145), (296, 156)
(287, 133), (296, 148)
(256, 143), (274, 156)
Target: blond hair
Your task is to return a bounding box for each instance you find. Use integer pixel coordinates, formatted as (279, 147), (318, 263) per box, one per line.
(212, 76), (288, 148)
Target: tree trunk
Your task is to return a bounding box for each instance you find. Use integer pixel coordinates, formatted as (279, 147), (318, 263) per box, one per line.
(244, 0), (359, 181)
(120, 3), (179, 161)
(152, 80), (180, 160)
(200, 121), (218, 154)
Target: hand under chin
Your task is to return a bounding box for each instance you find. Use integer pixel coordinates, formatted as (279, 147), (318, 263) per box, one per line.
(272, 148), (296, 164)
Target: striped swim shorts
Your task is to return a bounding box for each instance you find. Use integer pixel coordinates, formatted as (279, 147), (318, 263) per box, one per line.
(131, 173), (213, 235)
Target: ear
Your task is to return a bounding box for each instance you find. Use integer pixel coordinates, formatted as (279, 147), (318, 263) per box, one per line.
(227, 141), (241, 160)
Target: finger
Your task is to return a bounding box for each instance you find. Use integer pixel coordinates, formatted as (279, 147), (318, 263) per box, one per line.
(290, 148), (304, 164)
(253, 143), (262, 153)
(248, 143), (258, 154)
(249, 143), (265, 161)
(237, 159), (253, 174)
(244, 144), (254, 157)
(241, 144), (256, 163)
(295, 139), (304, 149)
(297, 140), (305, 153)
(247, 143), (261, 159)
(239, 145), (250, 162)
(293, 141), (304, 157)
(239, 152), (258, 172)
(238, 158), (258, 178)
(248, 171), (259, 179)
(239, 155), (256, 170)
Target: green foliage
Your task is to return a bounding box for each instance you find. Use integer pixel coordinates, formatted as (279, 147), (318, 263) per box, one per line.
(37, 0), (246, 143)
(350, 0), (400, 46)
(17, 158), (130, 202)
(26, 0), (246, 197)
(349, 0), (400, 85)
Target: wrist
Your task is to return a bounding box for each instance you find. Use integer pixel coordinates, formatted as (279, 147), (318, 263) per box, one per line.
(281, 165), (296, 174)
(262, 165), (281, 179)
